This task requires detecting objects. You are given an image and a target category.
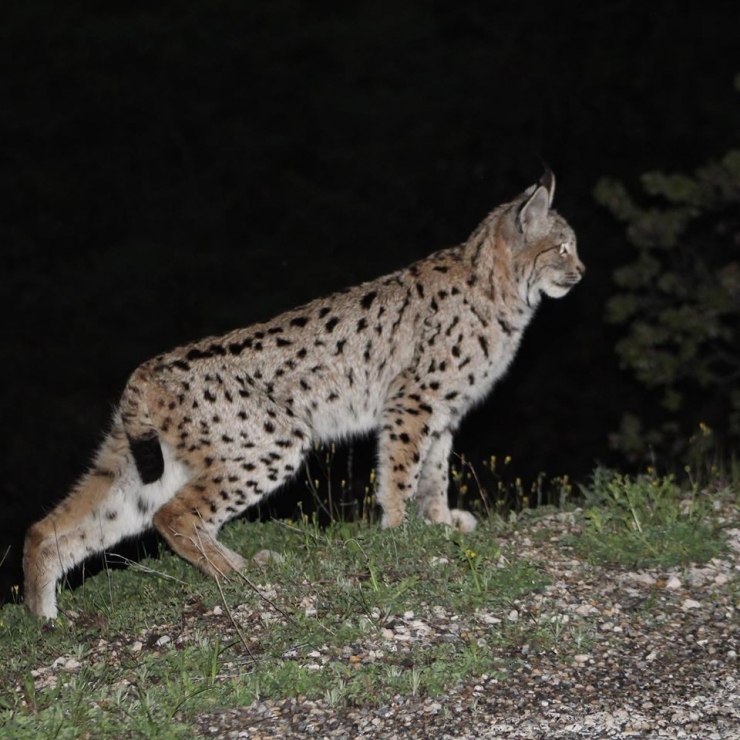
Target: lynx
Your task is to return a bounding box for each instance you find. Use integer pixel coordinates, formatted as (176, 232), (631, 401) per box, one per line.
(24, 171), (584, 619)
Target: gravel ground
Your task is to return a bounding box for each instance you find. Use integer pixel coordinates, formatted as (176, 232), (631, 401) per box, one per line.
(192, 513), (740, 740)
(25, 512), (740, 739)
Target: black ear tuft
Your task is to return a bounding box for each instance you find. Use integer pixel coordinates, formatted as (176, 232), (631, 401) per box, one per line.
(539, 165), (556, 207)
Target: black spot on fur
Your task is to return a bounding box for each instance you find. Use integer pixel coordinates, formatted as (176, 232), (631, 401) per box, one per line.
(497, 317), (514, 335)
(291, 316), (309, 327)
(360, 291), (377, 309)
(325, 317), (340, 333)
(228, 338), (253, 355)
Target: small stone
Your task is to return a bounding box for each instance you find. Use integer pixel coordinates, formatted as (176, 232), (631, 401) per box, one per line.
(131, 641), (143, 652)
(629, 572), (656, 586)
(574, 603), (597, 616)
(253, 549), (284, 566)
(664, 575), (682, 590)
(574, 654), (590, 664)
(212, 605), (223, 616)
(507, 609), (519, 622)
(155, 635), (171, 647)
(681, 598), (702, 610)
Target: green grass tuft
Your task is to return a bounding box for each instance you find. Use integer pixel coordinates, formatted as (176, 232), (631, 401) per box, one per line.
(573, 468), (726, 568)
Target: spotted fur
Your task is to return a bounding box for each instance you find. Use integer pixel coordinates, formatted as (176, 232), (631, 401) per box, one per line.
(24, 172), (584, 618)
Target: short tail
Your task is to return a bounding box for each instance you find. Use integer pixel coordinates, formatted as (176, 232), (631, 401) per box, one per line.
(120, 364), (165, 485)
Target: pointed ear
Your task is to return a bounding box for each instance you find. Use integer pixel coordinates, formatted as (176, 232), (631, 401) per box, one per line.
(517, 185), (550, 235)
(539, 167), (555, 207)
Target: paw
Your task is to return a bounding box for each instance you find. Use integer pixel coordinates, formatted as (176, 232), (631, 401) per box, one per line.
(450, 509), (477, 533)
(381, 510), (405, 529)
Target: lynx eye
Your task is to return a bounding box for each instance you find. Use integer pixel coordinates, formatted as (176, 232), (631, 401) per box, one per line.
(558, 243), (569, 256)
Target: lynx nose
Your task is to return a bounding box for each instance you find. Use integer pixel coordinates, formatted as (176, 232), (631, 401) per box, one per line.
(575, 260), (586, 278)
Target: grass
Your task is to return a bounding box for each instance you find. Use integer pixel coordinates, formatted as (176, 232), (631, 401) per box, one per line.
(0, 512), (551, 739)
(568, 467), (733, 569)
(0, 465), (736, 739)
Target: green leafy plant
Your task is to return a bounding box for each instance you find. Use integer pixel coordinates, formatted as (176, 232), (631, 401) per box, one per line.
(596, 89), (740, 465)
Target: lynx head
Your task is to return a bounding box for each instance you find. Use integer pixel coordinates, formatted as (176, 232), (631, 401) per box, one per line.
(504, 170), (585, 306)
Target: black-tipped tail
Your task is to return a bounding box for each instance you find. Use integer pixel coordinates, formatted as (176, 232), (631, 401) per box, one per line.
(128, 433), (164, 484)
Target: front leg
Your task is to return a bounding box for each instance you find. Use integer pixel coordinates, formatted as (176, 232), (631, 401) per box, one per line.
(414, 430), (477, 532)
(375, 388), (445, 529)
(414, 429), (454, 526)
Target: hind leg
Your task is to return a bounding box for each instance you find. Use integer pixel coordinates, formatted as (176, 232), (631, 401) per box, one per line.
(24, 421), (184, 619)
(152, 480), (250, 577)
(153, 430), (311, 578)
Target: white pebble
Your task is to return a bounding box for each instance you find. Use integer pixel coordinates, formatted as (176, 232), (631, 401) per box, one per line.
(664, 575), (682, 590)
(574, 603), (597, 616)
(629, 572), (656, 586)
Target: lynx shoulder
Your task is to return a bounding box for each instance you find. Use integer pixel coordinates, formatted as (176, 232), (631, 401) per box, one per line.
(24, 171), (584, 618)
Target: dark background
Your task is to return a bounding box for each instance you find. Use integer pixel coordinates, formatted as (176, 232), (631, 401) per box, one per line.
(2, 1), (739, 601)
